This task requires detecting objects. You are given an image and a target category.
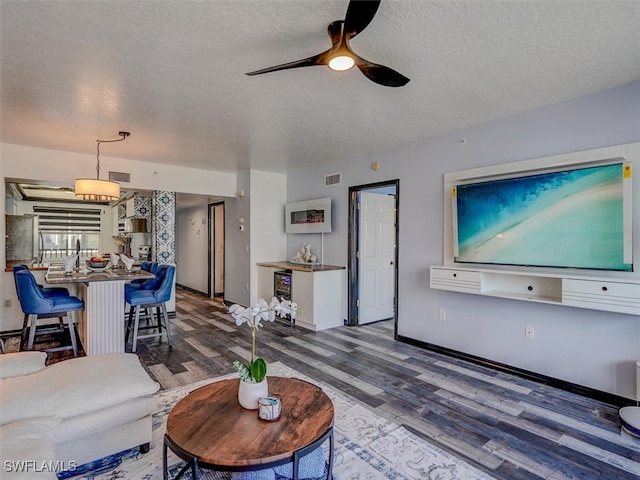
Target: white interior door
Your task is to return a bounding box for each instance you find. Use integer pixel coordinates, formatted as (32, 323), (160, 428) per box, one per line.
(358, 191), (396, 324)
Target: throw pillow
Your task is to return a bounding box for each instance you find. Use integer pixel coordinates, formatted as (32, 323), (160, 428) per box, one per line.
(0, 352), (47, 380)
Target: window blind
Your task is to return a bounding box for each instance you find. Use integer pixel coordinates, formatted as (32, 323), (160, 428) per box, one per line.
(33, 206), (101, 233)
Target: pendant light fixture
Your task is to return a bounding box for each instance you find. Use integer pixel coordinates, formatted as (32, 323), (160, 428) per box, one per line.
(74, 131), (130, 202)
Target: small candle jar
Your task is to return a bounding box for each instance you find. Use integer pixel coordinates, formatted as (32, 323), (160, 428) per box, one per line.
(257, 396), (281, 421)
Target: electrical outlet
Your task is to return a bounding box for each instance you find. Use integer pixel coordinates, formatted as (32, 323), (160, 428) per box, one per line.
(3, 299), (11, 308)
(525, 325), (534, 339)
(439, 309), (446, 321)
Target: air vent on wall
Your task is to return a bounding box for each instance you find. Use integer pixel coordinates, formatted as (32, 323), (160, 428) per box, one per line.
(109, 171), (131, 183)
(324, 172), (341, 187)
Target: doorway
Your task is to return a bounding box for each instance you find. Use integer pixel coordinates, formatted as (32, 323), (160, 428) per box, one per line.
(347, 180), (399, 330)
(208, 202), (225, 298)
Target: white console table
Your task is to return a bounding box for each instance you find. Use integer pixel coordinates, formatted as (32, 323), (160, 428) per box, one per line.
(430, 265), (640, 316)
(257, 261), (345, 331)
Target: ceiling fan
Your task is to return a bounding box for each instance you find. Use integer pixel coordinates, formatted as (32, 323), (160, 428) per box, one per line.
(245, 0), (410, 87)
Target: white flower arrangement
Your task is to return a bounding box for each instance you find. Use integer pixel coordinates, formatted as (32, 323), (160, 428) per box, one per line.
(228, 297), (298, 383)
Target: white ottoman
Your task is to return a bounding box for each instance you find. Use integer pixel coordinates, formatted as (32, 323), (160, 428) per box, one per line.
(0, 352), (159, 468)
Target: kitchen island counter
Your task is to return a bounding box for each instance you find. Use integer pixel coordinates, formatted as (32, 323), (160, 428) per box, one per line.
(6, 259), (144, 273)
(45, 267), (153, 284)
(45, 266), (154, 355)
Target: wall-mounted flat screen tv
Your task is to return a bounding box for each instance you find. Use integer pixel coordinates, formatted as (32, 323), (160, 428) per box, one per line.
(453, 161), (632, 271)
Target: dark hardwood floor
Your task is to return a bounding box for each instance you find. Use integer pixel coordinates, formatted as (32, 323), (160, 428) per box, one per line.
(136, 288), (640, 480)
(5, 287), (639, 479)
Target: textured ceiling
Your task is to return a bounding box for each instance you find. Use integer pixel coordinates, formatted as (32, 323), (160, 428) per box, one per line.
(1, 0), (639, 175)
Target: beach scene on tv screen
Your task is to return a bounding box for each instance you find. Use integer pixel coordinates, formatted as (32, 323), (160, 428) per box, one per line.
(455, 163), (631, 271)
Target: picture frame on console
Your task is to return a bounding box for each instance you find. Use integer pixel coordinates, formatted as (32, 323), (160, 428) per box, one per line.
(285, 197), (332, 234)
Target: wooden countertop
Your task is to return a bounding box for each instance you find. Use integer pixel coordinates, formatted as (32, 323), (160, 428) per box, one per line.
(257, 261), (345, 272)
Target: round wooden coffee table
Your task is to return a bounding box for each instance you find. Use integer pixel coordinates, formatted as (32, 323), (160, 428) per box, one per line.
(163, 376), (334, 480)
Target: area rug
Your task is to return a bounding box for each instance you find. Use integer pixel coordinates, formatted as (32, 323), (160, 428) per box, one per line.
(60, 362), (494, 480)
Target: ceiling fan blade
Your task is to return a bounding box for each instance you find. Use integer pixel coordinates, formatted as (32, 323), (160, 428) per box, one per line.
(344, 0), (381, 37)
(245, 52), (328, 76)
(327, 21), (344, 47)
(356, 59), (410, 87)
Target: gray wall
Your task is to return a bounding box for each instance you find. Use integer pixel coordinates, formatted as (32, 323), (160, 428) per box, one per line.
(224, 170), (251, 306)
(286, 81), (640, 399)
(176, 203), (209, 294)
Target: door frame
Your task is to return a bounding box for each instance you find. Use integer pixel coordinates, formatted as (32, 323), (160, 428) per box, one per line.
(347, 179), (399, 334)
(207, 201), (225, 298)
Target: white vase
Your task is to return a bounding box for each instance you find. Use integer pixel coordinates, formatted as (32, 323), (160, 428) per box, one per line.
(238, 378), (268, 410)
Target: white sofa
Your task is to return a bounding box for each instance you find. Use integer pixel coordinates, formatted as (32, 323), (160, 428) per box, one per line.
(0, 352), (159, 478)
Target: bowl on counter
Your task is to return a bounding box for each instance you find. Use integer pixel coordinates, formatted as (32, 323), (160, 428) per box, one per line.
(86, 259), (110, 272)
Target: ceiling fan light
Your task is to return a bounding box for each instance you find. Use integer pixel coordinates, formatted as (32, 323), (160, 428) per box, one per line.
(328, 55), (355, 71)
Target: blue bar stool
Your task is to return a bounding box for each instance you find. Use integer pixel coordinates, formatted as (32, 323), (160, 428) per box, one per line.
(125, 265), (174, 353)
(14, 270), (84, 357)
(125, 261), (159, 295)
(124, 262), (160, 326)
(13, 265), (71, 350)
(139, 261), (158, 276)
(13, 264), (70, 297)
